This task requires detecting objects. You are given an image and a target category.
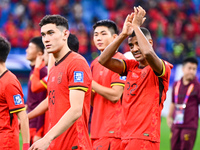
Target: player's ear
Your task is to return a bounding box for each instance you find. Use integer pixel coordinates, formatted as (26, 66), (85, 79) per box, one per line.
(37, 51), (43, 56)
(113, 34), (118, 39)
(149, 39), (153, 46)
(63, 29), (70, 41)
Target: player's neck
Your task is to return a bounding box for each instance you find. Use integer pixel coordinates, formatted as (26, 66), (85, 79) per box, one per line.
(30, 60), (36, 66)
(0, 63), (7, 76)
(54, 45), (70, 63)
(139, 59), (148, 68)
(182, 76), (193, 85)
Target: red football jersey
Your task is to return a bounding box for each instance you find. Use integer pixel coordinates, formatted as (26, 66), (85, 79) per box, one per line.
(47, 51), (92, 150)
(0, 70), (25, 150)
(121, 59), (172, 142)
(90, 52), (126, 139)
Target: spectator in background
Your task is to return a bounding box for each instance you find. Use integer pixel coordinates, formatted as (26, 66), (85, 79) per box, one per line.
(0, 36), (30, 150)
(26, 36), (47, 144)
(167, 57), (200, 150)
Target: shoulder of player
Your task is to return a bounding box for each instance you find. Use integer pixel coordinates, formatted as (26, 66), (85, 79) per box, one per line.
(68, 54), (89, 67)
(114, 52), (127, 59)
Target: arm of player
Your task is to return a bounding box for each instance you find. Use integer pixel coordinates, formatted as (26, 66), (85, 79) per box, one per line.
(92, 80), (124, 102)
(31, 55), (47, 92)
(98, 13), (136, 74)
(167, 102), (175, 128)
(31, 68), (47, 93)
(16, 110), (30, 150)
(132, 6), (163, 75)
(29, 90), (85, 150)
(28, 97), (48, 120)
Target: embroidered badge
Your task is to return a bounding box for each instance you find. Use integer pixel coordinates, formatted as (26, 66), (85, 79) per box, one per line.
(57, 72), (63, 84)
(74, 71), (84, 83)
(13, 94), (22, 105)
(120, 76), (126, 81)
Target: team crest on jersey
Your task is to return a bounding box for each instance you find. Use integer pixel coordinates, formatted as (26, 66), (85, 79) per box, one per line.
(141, 69), (147, 79)
(57, 72), (63, 84)
(13, 94), (22, 105)
(74, 71), (84, 83)
(120, 76), (126, 81)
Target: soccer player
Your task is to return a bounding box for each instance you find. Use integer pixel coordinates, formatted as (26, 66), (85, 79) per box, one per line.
(98, 6), (173, 149)
(26, 36), (47, 143)
(29, 33), (80, 135)
(0, 36), (30, 150)
(167, 57), (200, 150)
(90, 20), (126, 150)
(29, 14), (92, 150)
(31, 33), (79, 93)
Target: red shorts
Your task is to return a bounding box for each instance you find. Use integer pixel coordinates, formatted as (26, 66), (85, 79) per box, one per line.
(30, 128), (36, 145)
(121, 139), (160, 150)
(91, 137), (121, 150)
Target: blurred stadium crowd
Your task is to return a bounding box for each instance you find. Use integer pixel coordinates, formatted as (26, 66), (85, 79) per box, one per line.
(0, 0), (200, 64)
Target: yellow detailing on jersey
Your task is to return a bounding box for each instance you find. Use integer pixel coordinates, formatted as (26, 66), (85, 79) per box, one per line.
(92, 89), (95, 93)
(157, 60), (166, 77)
(69, 87), (88, 92)
(40, 80), (47, 89)
(10, 107), (26, 114)
(121, 59), (126, 73)
(111, 83), (125, 87)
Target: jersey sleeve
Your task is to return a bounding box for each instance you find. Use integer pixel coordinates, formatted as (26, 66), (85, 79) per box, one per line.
(157, 60), (173, 82)
(5, 80), (25, 114)
(110, 70), (126, 87)
(31, 67), (47, 93)
(68, 59), (92, 92)
(120, 59), (138, 76)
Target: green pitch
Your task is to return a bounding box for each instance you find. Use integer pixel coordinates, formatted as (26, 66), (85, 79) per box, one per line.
(19, 117), (200, 149)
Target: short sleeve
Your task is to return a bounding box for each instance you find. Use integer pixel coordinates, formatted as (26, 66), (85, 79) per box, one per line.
(120, 59), (138, 76)
(156, 60), (172, 81)
(5, 80), (25, 113)
(68, 59), (92, 92)
(110, 70), (126, 87)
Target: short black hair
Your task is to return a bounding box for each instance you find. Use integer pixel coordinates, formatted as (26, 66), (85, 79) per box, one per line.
(68, 34), (79, 53)
(129, 27), (152, 39)
(39, 15), (69, 30)
(30, 36), (44, 53)
(183, 57), (198, 66)
(0, 36), (11, 62)
(93, 19), (119, 35)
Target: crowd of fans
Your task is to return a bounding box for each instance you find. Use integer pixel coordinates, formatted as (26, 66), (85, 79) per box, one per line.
(0, 0), (200, 64)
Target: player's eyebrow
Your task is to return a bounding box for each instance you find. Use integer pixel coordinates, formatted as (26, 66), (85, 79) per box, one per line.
(94, 30), (107, 34)
(41, 29), (54, 35)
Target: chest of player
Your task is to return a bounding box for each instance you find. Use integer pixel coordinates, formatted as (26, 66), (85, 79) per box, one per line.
(124, 66), (159, 97)
(47, 67), (70, 109)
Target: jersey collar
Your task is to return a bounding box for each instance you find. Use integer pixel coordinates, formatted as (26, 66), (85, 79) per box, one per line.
(55, 51), (72, 66)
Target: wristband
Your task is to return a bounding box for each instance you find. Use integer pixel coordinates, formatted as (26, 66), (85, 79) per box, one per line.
(23, 143), (30, 150)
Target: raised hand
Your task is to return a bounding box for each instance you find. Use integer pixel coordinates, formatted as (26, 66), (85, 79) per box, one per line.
(35, 55), (44, 68)
(121, 12), (135, 36)
(132, 6), (146, 28)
